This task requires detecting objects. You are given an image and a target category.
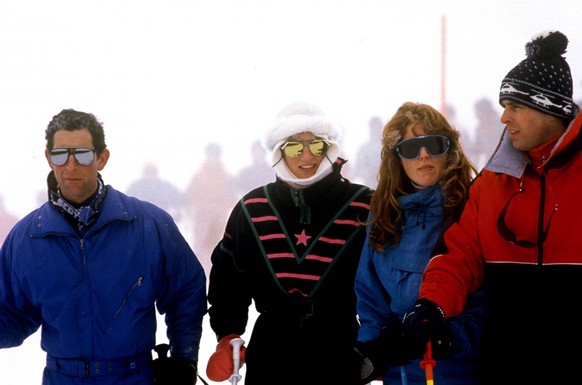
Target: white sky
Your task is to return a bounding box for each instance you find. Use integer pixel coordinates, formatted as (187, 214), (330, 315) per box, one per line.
(1, 0), (581, 218)
(0, 0), (581, 383)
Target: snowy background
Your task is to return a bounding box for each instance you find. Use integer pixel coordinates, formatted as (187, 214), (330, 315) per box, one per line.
(1, 0), (581, 384)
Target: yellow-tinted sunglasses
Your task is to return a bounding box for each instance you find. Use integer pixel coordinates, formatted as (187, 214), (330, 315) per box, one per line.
(280, 139), (329, 158)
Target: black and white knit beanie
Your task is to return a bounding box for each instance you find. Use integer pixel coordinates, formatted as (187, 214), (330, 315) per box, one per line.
(499, 30), (574, 120)
(262, 102), (344, 188)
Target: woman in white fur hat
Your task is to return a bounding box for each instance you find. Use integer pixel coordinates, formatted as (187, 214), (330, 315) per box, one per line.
(205, 102), (373, 385)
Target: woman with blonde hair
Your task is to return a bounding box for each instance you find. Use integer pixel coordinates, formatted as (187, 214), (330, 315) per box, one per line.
(355, 102), (486, 384)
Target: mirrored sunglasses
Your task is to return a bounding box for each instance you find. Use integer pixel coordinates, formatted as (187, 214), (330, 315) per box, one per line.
(396, 135), (450, 160)
(49, 147), (96, 166)
(281, 139), (329, 158)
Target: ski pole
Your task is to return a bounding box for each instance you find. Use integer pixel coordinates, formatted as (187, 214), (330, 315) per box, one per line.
(420, 340), (435, 385)
(400, 365), (408, 385)
(229, 337), (245, 385)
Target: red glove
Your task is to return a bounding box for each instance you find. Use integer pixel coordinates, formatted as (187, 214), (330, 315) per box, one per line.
(206, 334), (246, 381)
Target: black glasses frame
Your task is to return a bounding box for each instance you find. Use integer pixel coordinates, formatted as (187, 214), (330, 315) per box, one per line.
(396, 135), (450, 160)
(49, 147), (96, 166)
(496, 183), (558, 248)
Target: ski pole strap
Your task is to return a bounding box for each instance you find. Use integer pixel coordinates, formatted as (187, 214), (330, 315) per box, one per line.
(197, 372), (210, 385)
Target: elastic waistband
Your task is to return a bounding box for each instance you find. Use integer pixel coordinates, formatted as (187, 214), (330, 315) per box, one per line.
(46, 350), (152, 377)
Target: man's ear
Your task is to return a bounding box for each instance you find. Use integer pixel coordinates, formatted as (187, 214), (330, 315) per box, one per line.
(97, 148), (110, 171)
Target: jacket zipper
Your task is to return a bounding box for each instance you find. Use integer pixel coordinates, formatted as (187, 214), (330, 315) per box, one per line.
(80, 238), (87, 272)
(113, 276), (143, 319)
(537, 174), (546, 265)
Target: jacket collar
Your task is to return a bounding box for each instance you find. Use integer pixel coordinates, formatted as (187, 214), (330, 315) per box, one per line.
(33, 186), (134, 237)
(484, 111), (582, 178)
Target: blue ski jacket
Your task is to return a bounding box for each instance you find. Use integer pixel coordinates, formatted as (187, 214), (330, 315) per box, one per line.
(356, 184), (485, 385)
(0, 185), (207, 385)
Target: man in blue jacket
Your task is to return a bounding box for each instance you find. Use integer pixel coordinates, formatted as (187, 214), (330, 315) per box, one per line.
(0, 109), (207, 385)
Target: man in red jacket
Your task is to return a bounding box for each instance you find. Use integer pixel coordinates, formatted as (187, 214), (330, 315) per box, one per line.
(402, 30), (582, 384)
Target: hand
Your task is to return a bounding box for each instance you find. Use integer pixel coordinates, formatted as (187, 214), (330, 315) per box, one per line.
(355, 322), (409, 383)
(152, 344), (198, 385)
(431, 324), (454, 360)
(353, 345), (375, 384)
(206, 334), (247, 382)
(402, 298), (449, 360)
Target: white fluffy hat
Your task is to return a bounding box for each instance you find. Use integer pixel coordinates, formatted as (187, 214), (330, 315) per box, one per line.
(263, 102), (344, 150)
(262, 102), (344, 188)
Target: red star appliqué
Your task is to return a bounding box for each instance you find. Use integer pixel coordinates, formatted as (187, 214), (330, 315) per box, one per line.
(294, 229), (312, 246)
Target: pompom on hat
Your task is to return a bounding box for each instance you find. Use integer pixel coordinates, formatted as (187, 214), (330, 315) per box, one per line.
(262, 102), (344, 188)
(499, 30), (575, 120)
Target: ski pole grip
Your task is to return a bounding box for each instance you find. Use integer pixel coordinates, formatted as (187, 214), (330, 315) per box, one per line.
(229, 337), (245, 385)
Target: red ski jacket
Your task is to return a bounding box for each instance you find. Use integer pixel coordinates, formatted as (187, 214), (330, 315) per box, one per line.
(419, 110), (582, 382)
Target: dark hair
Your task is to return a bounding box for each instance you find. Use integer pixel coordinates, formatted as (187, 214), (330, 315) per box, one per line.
(45, 109), (107, 154)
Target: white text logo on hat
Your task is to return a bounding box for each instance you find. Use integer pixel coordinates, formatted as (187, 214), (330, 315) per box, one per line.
(499, 31), (574, 120)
